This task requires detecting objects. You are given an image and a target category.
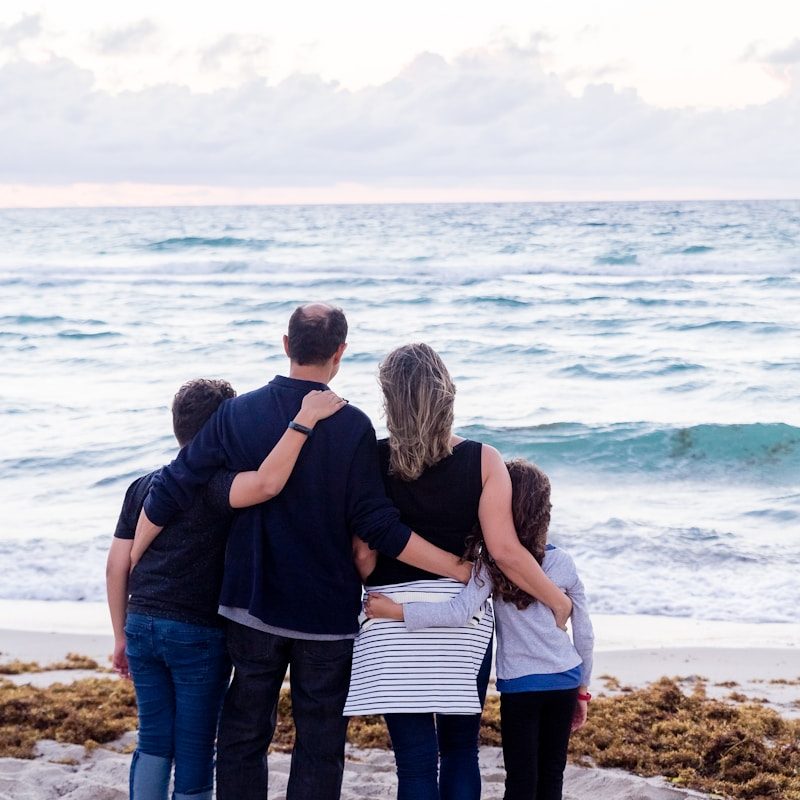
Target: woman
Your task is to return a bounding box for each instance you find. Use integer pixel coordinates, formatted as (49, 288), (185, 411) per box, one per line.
(343, 344), (571, 800)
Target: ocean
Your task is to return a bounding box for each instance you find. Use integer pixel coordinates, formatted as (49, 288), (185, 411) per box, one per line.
(1, 200), (798, 623)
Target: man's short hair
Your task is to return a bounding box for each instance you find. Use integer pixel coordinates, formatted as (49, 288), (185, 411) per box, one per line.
(287, 304), (348, 366)
(172, 378), (236, 446)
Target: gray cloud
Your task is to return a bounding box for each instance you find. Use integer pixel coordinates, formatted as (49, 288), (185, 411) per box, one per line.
(0, 46), (798, 195)
(0, 14), (42, 48)
(199, 33), (271, 72)
(93, 19), (158, 55)
(762, 38), (800, 65)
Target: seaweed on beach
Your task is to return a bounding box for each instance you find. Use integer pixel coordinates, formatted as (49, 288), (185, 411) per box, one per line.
(569, 677), (800, 800)
(2, 673), (798, 799)
(0, 677), (137, 758)
(0, 652), (105, 675)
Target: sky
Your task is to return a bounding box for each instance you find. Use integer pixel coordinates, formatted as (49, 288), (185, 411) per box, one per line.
(1, 0), (799, 206)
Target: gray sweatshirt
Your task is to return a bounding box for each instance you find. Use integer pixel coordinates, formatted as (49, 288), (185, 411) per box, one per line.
(404, 545), (594, 686)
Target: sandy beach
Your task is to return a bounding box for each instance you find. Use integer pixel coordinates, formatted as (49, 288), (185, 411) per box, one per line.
(2, 601), (798, 799)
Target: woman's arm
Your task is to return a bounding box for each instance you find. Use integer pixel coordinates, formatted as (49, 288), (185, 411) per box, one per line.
(229, 390), (347, 508)
(478, 445), (572, 628)
(352, 536), (378, 582)
(106, 537), (133, 678)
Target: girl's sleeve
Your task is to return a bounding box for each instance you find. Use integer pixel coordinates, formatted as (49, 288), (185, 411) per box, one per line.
(404, 565), (493, 630)
(565, 558), (595, 686)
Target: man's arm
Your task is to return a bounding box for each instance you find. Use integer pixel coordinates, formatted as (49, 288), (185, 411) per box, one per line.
(131, 402), (232, 564)
(106, 537), (133, 678)
(143, 403), (231, 528)
(479, 445), (572, 628)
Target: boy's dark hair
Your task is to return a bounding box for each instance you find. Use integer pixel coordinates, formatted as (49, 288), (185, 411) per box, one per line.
(287, 304), (348, 365)
(172, 378), (236, 447)
(464, 459), (552, 610)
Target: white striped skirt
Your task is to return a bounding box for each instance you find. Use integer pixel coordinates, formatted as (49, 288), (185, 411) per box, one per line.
(343, 578), (494, 716)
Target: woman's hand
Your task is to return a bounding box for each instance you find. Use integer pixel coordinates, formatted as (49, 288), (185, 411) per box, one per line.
(364, 592), (404, 621)
(295, 390), (348, 428)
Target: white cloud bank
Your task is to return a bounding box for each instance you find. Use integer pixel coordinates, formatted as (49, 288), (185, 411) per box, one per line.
(0, 44), (798, 205)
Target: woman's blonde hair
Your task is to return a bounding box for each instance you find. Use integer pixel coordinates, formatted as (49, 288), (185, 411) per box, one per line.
(379, 343), (456, 481)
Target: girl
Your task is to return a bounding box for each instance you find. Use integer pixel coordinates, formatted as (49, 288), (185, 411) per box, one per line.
(366, 459), (593, 800)
(343, 344), (572, 800)
(106, 380), (346, 800)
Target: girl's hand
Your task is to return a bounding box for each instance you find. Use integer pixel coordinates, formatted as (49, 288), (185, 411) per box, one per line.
(571, 698), (588, 732)
(364, 592), (404, 621)
(295, 390), (348, 427)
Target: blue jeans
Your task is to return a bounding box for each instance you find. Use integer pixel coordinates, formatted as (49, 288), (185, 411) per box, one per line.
(125, 613), (232, 800)
(384, 638), (493, 800)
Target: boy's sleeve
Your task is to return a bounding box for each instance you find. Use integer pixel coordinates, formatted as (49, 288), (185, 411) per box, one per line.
(113, 477), (150, 539)
(205, 469), (237, 516)
(404, 566), (493, 630)
(564, 554), (594, 686)
(346, 426), (411, 558)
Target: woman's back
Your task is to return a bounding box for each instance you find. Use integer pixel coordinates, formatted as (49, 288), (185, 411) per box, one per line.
(366, 438), (483, 585)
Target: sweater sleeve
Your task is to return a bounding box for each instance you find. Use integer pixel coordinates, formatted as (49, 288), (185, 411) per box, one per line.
(404, 566), (493, 630)
(346, 427), (412, 558)
(563, 555), (594, 686)
(143, 403), (231, 526)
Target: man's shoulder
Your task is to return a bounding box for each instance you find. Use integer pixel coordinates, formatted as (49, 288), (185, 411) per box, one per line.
(338, 401), (372, 428)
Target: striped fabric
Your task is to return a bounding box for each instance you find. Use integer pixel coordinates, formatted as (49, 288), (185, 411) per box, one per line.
(343, 578), (494, 716)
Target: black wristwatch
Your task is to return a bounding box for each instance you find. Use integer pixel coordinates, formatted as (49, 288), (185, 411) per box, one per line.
(288, 420), (313, 436)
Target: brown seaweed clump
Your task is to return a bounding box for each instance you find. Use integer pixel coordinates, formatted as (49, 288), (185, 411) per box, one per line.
(0, 677), (136, 758)
(0, 653), (105, 675)
(569, 677), (800, 800)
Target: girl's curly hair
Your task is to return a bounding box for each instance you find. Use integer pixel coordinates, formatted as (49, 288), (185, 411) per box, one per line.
(465, 458), (552, 610)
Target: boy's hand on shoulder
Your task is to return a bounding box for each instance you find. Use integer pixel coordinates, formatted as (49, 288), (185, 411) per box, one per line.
(296, 390), (348, 427)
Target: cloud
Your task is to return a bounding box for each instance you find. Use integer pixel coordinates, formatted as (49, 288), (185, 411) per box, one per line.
(762, 38), (800, 65)
(742, 38), (800, 66)
(93, 19), (158, 55)
(0, 45), (798, 197)
(199, 33), (271, 73)
(0, 14), (41, 48)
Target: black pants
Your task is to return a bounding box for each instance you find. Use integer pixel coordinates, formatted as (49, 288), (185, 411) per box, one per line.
(216, 620), (354, 800)
(500, 688), (578, 800)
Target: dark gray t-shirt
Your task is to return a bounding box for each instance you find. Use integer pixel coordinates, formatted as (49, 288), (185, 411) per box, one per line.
(114, 468), (236, 627)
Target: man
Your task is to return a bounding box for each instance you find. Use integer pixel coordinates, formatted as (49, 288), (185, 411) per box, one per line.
(132, 303), (470, 800)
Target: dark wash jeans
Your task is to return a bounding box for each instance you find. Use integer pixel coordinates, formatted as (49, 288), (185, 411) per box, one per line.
(500, 687), (579, 800)
(216, 619), (354, 800)
(124, 613), (231, 800)
(383, 638), (493, 800)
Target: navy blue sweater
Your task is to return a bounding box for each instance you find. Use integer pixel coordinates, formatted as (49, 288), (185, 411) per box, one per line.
(143, 375), (412, 636)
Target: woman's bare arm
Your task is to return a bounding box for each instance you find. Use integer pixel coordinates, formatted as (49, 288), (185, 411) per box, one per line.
(478, 444), (572, 628)
(229, 390), (347, 508)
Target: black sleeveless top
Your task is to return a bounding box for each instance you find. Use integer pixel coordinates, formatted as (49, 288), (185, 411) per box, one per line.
(366, 438), (484, 585)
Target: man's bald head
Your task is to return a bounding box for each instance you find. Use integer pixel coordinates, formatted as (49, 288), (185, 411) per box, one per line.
(286, 303), (348, 365)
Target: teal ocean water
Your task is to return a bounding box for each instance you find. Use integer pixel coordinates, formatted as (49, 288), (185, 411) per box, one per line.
(1, 200), (798, 622)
